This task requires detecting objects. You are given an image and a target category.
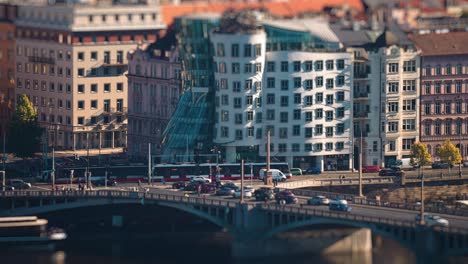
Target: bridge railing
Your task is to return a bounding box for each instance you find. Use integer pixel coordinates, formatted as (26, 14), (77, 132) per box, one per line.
(261, 203), (415, 228)
(279, 177), (396, 189)
(0, 190), (237, 208)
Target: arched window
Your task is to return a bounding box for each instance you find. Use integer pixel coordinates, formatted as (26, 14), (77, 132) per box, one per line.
(427, 145), (432, 156)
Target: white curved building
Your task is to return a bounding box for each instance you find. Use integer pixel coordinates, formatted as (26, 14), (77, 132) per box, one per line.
(210, 16), (352, 171)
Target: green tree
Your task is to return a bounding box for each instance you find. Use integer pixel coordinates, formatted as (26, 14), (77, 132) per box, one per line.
(7, 94), (42, 160)
(436, 139), (462, 171)
(410, 142), (432, 168)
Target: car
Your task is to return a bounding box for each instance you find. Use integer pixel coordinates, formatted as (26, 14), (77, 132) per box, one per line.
(254, 187), (275, 201)
(8, 179), (31, 189)
(275, 191), (298, 204)
(233, 186), (254, 198)
(190, 176), (212, 183)
(305, 167), (321, 175)
(290, 168), (303, 176)
(415, 213), (449, 227)
(222, 182), (237, 190)
(361, 165), (381, 173)
(431, 163), (453, 169)
(215, 187), (235, 196)
(0, 184), (14, 191)
(463, 161), (468, 168)
(379, 169), (405, 177)
(172, 181), (187, 189)
(329, 199), (352, 212)
(94, 179), (117, 187)
(184, 182), (202, 192)
(307, 195), (330, 206)
(200, 183), (217, 194)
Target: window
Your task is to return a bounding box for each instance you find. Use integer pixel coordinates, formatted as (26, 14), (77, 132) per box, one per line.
(315, 60), (323, 71)
(388, 63), (398, 73)
(305, 79), (313, 90)
(304, 60), (313, 71)
(292, 143), (300, 152)
(388, 82), (399, 93)
(435, 122), (441, 135)
(278, 143), (287, 153)
(315, 109), (323, 119)
(336, 123), (344, 134)
(445, 101), (451, 114)
(293, 109), (301, 120)
(402, 138), (415, 150)
(326, 78), (334, 89)
(235, 114), (242, 124)
(247, 127), (254, 137)
(403, 80), (415, 91)
(305, 143), (312, 151)
(280, 96), (288, 107)
(266, 109), (275, 120)
(326, 127), (333, 137)
(445, 82), (452, 94)
(280, 112), (288, 123)
(246, 111), (253, 122)
(104, 83), (110, 92)
(256, 112), (262, 123)
(244, 63), (252, 73)
(266, 61), (275, 72)
(446, 64), (452, 75)
(78, 52), (84, 61)
(246, 95), (253, 105)
(337, 59), (345, 70)
(304, 96), (313, 106)
(66, 100), (71, 109)
(305, 112), (313, 122)
(388, 102), (399, 113)
(267, 77), (275, 88)
(435, 82), (441, 93)
(402, 119), (415, 131)
(91, 84), (97, 93)
(78, 68), (84, 77)
(234, 97), (242, 108)
(336, 91), (345, 102)
(116, 82), (123, 92)
(315, 125), (323, 135)
(293, 77), (301, 88)
(326, 94), (334, 105)
(221, 95), (229, 105)
(91, 100), (97, 109)
(456, 100), (462, 114)
(221, 127), (229, 138)
(254, 44), (261, 57)
(326, 111), (333, 121)
(305, 128), (313, 138)
(77, 100), (85, 110)
(316, 93), (323, 103)
(117, 51), (123, 64)
(216, 43), (225, 57)
(77, 84), (85, 93)
(231, 44), (239, 57)
(293, 61), (301, 72)
(218, 62), (226, 73)
(267, 93), (275, 104)
(91, 51), (97, 61)
(336, 75), (344, 86)
(436, 65), (441, 75)
(255, 63), (262, 73)
(403, 60), (416, 72)
(456, 81), (462, 93)
(280, 80), (289, 91)
(280, 61), (288, 72)
(232, 81), (241, 92)
(316, 77), (323, 87)
(326, 60), (334, 70)
(244, 44), (251, 57)
(435, 102), (441, 114)
(425, 65), (431, 76)
(403, 99), (416, 111)
(294, 93), (301, 104)
(232, 63), (240, 74)
(336, 107), (345, 118)
(388, 122), (399, 132)
(221, 110), (229, 121)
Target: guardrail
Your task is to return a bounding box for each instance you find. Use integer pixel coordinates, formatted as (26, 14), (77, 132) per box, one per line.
(261, 203), (415, 228)
(278, 177), (396, 189)
(0, 190), (237, 208)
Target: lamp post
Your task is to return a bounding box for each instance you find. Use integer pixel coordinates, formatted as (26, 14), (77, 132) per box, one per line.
(86, 133), (90, 190)
(359, 130), (363, 197)
(51, 148), (55, 191)
(459, 132), (462, 178)
(419, 165), (425, 225)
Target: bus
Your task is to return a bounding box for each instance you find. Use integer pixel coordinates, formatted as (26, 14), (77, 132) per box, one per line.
(55, 165), (148, 184)
(153, 162), (291, 182)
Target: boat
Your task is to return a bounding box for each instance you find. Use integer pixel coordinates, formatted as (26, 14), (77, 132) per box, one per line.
(0, 216), (67, 250)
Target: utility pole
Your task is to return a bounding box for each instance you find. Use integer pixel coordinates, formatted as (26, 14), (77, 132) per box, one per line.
(240, 159), (244, 204)
(2, 132), (6, 172)
(86, 133), (90, 190)
(265, 129), (271, 185)
(148, 143), (152, 185)
(420, 166), (425, 225)
(359, 130), (363, 197)
(459, 132), (462, 178)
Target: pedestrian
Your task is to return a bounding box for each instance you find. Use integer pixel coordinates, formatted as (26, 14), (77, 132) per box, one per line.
(197, 184), (201, 197)
(138, 179), (141, 189)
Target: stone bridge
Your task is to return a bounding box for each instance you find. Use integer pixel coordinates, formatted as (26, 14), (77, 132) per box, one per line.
(1, 190), (467, 263)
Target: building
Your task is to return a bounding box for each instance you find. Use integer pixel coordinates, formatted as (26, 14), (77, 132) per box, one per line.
(210, 12), (353, 171)
(411, 32), (468, 161)
(374, 24), (420, 166)
(0, 3), (16, 142)
(127, 29), (181, 160)
(14, 1), (164, 151)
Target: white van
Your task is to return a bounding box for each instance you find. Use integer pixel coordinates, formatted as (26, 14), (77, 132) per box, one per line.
(258, 169), (287, 182)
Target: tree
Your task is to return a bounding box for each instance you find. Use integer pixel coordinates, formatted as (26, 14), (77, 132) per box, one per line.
(410, 142), (432, 168)
(7, 94), (42, 160)
(436, 139), (462, 171)
(409, 142), (431, 226)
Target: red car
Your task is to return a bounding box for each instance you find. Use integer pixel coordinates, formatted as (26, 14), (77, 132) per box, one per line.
(362, 165), (381, 173)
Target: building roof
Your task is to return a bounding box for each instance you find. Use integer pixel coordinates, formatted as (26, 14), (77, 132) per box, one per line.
(374, 22), (412, 47)
(161, 0), (363, 25)
(330, 23), (373, 47)
(263, 17), (340, 43)
(410, 31), (468, 56)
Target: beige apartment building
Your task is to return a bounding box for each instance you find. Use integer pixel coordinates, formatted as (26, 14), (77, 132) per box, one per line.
(14, 2), (165, 150)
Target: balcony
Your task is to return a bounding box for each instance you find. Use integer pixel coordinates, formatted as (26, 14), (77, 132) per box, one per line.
(353, 92), (369, 99)
(353, 112), (369, 119)
(354, 71), (369, 79)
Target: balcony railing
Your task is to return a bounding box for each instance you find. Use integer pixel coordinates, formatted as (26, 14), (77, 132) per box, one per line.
(354, 112), (369, 118)
(353, 92), (369, 99)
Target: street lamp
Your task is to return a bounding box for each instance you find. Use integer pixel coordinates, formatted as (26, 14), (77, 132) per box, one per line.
(359, 130), (363, 197)
(459, 132), (462, 178)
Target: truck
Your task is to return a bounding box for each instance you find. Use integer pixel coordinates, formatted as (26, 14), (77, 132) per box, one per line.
(388, 158), (415, 171)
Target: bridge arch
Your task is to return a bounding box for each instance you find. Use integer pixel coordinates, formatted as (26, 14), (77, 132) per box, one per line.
(2, 197), (232, 232)
(263, 217), (416, 252)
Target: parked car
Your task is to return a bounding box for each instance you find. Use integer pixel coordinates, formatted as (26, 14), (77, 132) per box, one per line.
(8, 179), (31, 189)
(190, 176), (212, 183)
(254, 187), (275, 201)
(233, 186), (254, 198)
(379, 169), (405, 177)
(275, 191), (298, 204)
(361, 165), (381, 173)
(305, 167), (321, 175)
(415, 213), (449, 227)
(307, 195), (330, 206)
(172, 181), (187, 189)
(329, 199), (352, 212)
(431, 163), (453, 169)
(290, 168), (303, 176)
(215, 187), (236, 196)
